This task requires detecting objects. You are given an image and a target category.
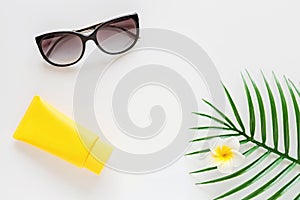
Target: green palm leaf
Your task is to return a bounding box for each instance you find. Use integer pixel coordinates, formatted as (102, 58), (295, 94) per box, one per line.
(289, 79), (300, 97)
(247, 70), (267, 143)
(197, 151), (271, 185)
(222, 83), (245, 132)
(242, 73), (256, 137)
(285, 77), (300, 160)
(187, 71), (300, 199)
(192, 112), (233, 129)
(202, 99), (238, 130)
(262, 71), (279, 149)
(215, 157), (284, 199)
(243, 162), (296, 199)
(274, 73), (290, 154)
(268, 173), (300, 200)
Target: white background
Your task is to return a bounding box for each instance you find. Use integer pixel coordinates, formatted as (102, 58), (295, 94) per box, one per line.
(1, 0), (300, 200)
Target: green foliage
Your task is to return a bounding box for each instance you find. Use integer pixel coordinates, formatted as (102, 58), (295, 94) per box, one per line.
(187, 71), (300, 199)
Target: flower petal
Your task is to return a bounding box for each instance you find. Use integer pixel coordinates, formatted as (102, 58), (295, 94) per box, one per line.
(224, 137), (240, 151)
(231, 150), (245, 167)
(204, 152), (221, 167)
(209, 137), (224, 152)
(217, 160), (233, 173)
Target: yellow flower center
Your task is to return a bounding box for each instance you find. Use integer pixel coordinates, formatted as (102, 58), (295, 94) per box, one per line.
(213, 145), (233, 162)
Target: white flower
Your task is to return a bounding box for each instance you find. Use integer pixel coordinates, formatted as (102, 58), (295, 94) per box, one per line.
(204, 137), (245, 173)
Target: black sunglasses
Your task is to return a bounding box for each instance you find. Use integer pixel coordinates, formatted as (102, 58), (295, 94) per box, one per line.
(35, 13), (139, 67)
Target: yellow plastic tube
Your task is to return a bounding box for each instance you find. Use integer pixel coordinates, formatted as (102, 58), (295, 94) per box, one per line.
(13, 96), (113, 174)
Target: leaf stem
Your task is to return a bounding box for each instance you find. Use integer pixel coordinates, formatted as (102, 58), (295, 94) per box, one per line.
(237, 130), (299, 164)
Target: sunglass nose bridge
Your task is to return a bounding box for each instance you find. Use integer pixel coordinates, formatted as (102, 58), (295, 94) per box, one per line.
(73, 30), (97, 43)
(84, 33), (98, 44)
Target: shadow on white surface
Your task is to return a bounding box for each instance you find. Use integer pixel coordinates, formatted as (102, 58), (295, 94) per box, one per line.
(13, 142), (102, 192)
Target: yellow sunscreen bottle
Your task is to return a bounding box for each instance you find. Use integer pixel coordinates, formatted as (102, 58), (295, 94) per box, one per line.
(13, 96), (113, 175)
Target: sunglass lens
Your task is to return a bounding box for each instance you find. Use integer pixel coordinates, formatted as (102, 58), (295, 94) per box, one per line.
(40, 33), (83, 66)
(96, 17), (138, 54)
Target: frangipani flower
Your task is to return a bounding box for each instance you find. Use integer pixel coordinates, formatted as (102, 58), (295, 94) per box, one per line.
(205, 137), (245, 173)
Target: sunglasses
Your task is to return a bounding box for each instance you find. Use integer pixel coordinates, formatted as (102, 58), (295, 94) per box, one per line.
(35, 13), (139, 67)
